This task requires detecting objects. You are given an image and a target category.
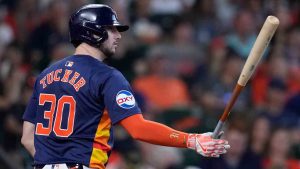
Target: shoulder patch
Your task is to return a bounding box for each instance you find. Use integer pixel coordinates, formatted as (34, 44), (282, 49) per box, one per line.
(116, 90), (136, 109)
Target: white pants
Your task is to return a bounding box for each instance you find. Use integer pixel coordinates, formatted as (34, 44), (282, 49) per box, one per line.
(41, 164), (92, 169)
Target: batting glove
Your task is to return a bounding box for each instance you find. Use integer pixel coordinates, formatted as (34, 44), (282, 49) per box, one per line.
(187, 132), (230, 157)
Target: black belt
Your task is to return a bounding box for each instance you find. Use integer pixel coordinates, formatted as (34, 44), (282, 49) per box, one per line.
(34, 163), (84, 169)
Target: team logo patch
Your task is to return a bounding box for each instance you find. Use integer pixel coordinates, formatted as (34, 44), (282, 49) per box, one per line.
(65, 61), (74, 67)
(116, 90), (136, 109)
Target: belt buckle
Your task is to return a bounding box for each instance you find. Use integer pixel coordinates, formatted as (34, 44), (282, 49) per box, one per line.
(33, 164), (45, 169)
(67, 163), (83, 169)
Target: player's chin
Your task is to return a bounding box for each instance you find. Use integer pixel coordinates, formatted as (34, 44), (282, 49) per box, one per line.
(111, 47), (118, 54)
(104, 49), (115, 58)
(113, 45), (118, 51)
(110, 48), (116, 55)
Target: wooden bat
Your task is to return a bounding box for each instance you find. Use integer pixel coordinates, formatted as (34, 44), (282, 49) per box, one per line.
(212, 16), (280, 139)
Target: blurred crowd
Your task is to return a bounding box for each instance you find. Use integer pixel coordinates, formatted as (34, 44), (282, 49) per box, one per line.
(0, 0), (299, 169)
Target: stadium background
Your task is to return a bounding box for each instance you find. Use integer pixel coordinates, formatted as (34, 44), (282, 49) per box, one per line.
(0, 0), (299, 168)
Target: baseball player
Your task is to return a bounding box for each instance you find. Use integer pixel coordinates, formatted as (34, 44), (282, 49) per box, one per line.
(21, 4), (230, 169)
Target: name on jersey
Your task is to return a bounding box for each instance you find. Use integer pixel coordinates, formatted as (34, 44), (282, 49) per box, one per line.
(40, 69), (86, 92)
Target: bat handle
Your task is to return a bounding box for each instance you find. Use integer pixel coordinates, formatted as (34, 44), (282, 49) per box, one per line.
(212, 120), (225, 139)
(211, 84), (244, 139)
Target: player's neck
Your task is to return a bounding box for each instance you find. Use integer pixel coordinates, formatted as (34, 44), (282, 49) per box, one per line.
(74, 43), (106, 61)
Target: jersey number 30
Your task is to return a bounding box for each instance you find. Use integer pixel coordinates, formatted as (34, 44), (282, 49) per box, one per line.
(36, 93), (76, 137)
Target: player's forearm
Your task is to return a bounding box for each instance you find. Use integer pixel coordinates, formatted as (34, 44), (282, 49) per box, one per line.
(22, 141), (35, 157)
(21, 121), (36, 157)
(134, 120), (188, 147)
(21, 135), (35, 157)
(120, 114), (188, 148)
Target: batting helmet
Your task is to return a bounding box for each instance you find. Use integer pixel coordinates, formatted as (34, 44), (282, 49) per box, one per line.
(69, 4), (129, 47)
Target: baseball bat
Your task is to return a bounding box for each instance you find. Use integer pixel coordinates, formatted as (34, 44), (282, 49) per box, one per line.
(212, 16), (280, 139)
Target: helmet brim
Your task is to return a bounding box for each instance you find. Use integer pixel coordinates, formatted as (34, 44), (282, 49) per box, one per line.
(116, 25), (129, 32)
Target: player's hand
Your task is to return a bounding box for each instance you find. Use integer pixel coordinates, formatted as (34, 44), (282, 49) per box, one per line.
(186, 132), (230, 157)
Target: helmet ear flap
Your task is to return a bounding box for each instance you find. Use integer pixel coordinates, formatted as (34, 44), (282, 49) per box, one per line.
(85, 27), (108, 46)
(96, 28), (108, 44)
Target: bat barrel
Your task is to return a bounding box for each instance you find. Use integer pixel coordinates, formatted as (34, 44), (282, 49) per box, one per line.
(237, 16), (280, 86)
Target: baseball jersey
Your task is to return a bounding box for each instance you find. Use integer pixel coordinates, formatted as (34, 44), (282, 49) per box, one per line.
(23, 54), (141, 168)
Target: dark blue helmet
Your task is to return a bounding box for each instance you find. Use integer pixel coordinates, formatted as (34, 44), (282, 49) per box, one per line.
(69, 4), (129, 47)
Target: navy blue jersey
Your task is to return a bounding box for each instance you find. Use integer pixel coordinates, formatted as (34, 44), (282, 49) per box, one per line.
(23, 55), (141, 168)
